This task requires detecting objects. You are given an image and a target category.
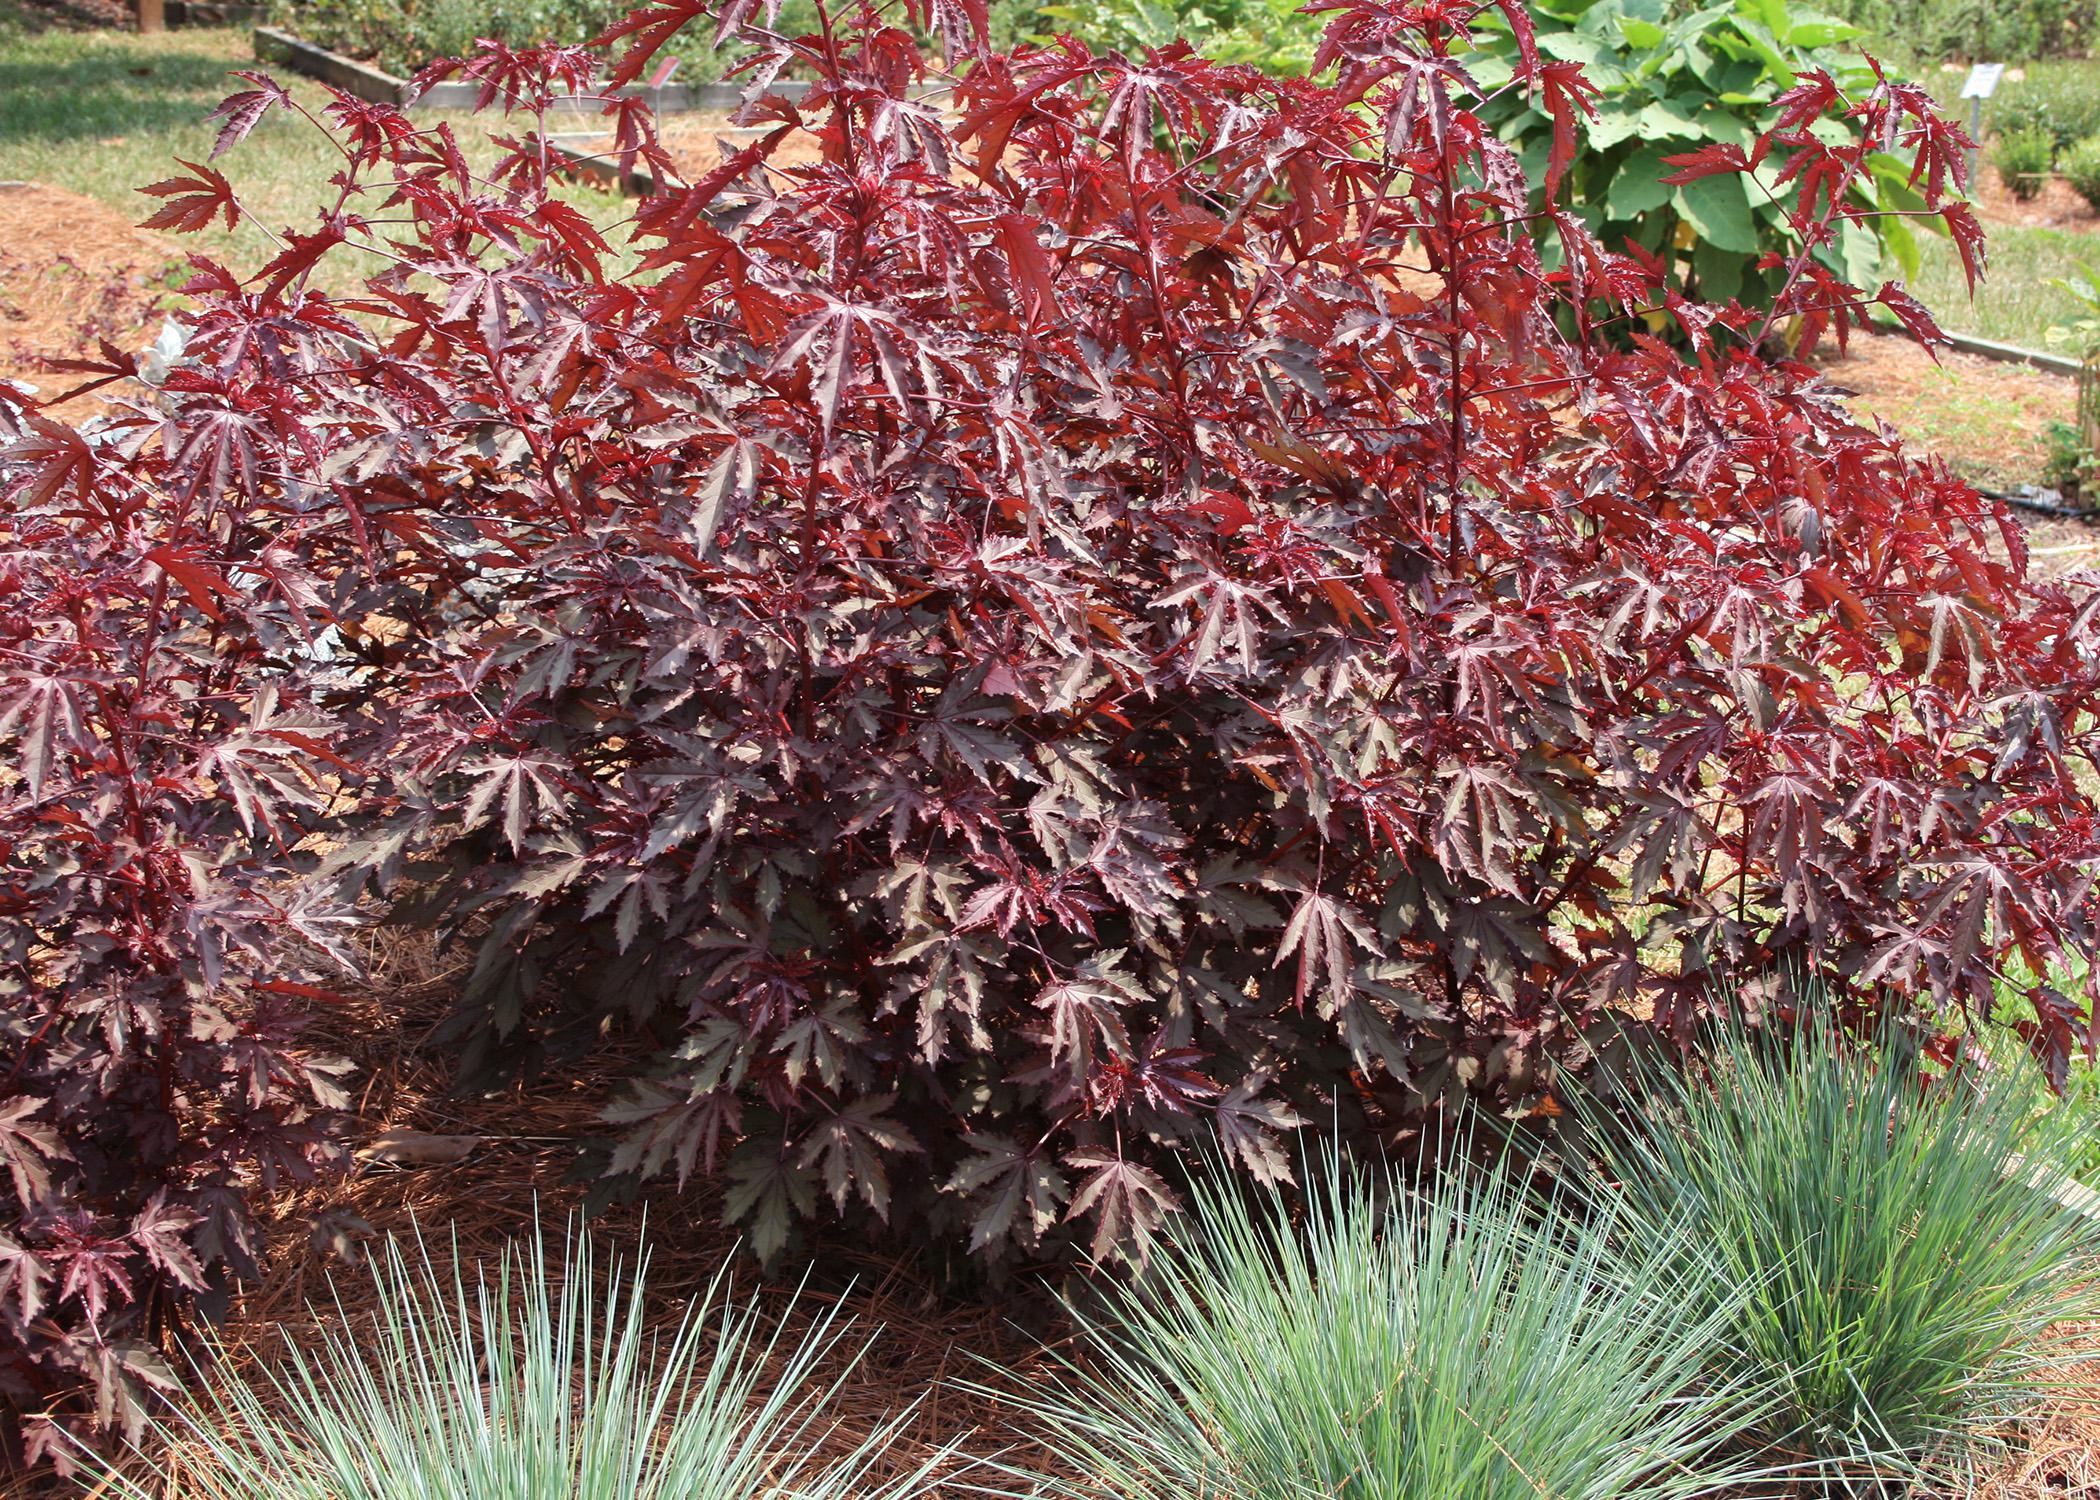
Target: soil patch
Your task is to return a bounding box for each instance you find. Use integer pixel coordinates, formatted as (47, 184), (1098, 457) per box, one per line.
(0, 182), (174, 412)
(1976, 161), (2100, 231)
(1815, 328), (2077, 492)
(654, 112), (849, 177)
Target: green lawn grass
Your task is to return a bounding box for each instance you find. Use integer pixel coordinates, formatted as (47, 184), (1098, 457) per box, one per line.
(1909, 219), (2099, 351)
(1896, 57), (2100, 351)
(0, 0), (627, 284)
(0, 1), (358, 274)
(1985, 955), (2100, 1185)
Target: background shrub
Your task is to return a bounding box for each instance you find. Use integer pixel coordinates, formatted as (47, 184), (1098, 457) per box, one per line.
(1995, 122), (2057, 199)
(1983, 63), (2100, 160)
(2062, 134), (2100, 208)
(1812, 0), (2097, 62)
(1470, 0), (1939, 310)
(1033, 0), (1321, 74)
(268, 0), (1077, 82)
(1014, 1144), (1764, 1500)
(271, 0), (656, 76)
(1586, 1005), (2100, 1482)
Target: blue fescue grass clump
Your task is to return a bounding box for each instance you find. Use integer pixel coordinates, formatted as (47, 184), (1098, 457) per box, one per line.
(1588, 1004), (2100, 1489)
(1012, 1143), (1770, 1500)
(85, 1222), (947, 1500)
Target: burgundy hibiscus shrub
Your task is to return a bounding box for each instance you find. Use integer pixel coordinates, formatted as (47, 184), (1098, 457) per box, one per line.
(9, 0), (2100, 1336)
(0, 370), (358, 1463)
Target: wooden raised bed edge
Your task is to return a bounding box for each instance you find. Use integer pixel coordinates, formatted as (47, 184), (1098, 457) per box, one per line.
(551, 120), (795, 197)
(1941, 329), (2086, 380)
(170, 0), (268, 25)
(548, 140), (660, 198)
(253, 27), (809, 112)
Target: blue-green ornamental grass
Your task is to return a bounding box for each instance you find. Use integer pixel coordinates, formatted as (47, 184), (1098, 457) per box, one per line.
(1589, 1007), (2100, 1489)
(1011, 1146), (1770, 1500)
(83, 1224), (947, 1500)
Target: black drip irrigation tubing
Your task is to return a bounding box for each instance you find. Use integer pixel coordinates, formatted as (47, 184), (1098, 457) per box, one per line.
(1978, 486), (2100, 521)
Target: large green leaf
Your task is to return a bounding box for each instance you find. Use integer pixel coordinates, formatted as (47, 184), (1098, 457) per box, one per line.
(1736, 0), (1789, 35)
(1674, 173), (1760, 254)
(1729, 18), (1797, 88)
(1587, 103), (1646, 150)
(1786, 17), (1858, 47)
(1467, 53), (1517, 92)
(1617, 15), (1665, 47)
(1881, 212), (1920, 285)
(1692, 237), (1747, 301)
(1637, 97), (1706, 138)
(1539, 29), (1614, 64)
(1838, 217), (1881, 289)
(1607, 144), (1677, 218)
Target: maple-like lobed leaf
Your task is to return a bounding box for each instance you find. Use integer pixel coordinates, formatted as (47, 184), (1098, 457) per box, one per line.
(137, 159), (239, 233)
(206, 72), (293, 160)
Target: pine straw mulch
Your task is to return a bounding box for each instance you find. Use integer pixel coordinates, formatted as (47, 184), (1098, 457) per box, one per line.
(1965, 161), (2100, 233)
(1983, 1337), (2100, 1499)
(0, 182), (174, 416)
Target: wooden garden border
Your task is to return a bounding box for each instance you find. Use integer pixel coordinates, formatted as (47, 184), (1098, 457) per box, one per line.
(548, 140), (662, 196)
(252, 27), (808, 112)
(1940, 329), (2086, 379)
(168, 1), (267, 25)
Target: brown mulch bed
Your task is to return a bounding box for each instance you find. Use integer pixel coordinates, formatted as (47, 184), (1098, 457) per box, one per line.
(656, 112), (831, 175)
(0, 182), (173, 412)
(1982, 1337), (2100, 1499)
(1974, 162), (2100, 232)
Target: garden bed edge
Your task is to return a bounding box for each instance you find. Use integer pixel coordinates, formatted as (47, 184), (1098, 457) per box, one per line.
(252, 27), (808, 112)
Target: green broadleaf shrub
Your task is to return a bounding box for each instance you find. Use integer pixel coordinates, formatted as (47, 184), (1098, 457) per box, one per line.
(1586, 1005), (2100, 1485)
(1995, 122), (2056, 199)
(1813, 0), (2096, 62)
(1984, 62), (2100, 159)
(2059, 133), (2100, 208)
(83, 1223), (944, 1500)
(1011, 1144), (1768, 1500)
(1031, 0), (1322, 74)
(1470, 0), (1935, 311)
